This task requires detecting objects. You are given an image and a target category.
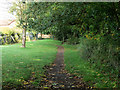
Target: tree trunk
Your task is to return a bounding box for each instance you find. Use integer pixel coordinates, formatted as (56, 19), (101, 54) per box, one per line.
(62, 32), (64, 44)
(35, 33), (38, 40)
(22, 29), (26, 48)
(41, 31), (42, 39)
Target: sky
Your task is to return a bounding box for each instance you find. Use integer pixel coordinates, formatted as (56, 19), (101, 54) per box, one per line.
(0, 0), (16, 20)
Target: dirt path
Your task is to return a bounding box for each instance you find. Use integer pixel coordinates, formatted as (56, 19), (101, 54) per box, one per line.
(40, 46), (89, 89)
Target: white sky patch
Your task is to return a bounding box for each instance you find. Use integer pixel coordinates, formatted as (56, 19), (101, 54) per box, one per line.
(0, 0), (16, 20)
(27, 0), (119, 2)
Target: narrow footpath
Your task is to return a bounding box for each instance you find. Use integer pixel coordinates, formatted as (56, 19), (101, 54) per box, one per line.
(40, 46), (89, 89)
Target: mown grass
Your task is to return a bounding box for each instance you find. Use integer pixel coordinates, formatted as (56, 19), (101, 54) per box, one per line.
(63, 44), (118, 88)
(2, 39), (61, 88)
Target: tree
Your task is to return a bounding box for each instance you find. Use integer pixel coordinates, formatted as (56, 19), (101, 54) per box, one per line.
(10, 0), (28, 48)
(10, 2), (120, 45)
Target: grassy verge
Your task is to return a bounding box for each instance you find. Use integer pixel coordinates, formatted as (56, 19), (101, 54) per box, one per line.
(2, 39), (61, 88)
(63, 44), (118, 88)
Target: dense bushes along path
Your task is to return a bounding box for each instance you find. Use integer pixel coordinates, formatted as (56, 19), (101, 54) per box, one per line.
(40, 46), (90, 89)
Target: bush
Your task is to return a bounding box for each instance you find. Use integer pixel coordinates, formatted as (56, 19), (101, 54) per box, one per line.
(0, 31), (21, 45)
(67, 37), (80, 45)
(78, 37), (119, 70)
(78, 37), (119, 88)
(0, 37), (4, 45)
(79, 38), (97, 60)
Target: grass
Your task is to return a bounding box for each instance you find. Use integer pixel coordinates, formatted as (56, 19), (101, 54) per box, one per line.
(2, 39), (61, 88)
(1, 39), (118, 88)
(63, 44), (118, 88)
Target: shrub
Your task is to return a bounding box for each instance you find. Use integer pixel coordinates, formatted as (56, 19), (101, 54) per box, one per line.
(0, 31), (21, 45)
(78, 37), (119, 70)
(67, 37), (80, 45)
(0, 37), (4, 45)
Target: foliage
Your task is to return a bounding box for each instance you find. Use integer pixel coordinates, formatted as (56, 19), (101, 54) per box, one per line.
(10, 1), (28, 29)
(67, 37), (80, 45)
(18, 2), (119, 44)
(0, 27), (22, 34)
(79, 37), (119, 69)
(10, 2), (120, 43)
(0, 31), (21, 45)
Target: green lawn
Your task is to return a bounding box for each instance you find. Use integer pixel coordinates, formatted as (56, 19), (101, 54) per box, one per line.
(1, 40), (118, 88)
(63, 44), (118, 88)
(2, 39), (61, 88)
